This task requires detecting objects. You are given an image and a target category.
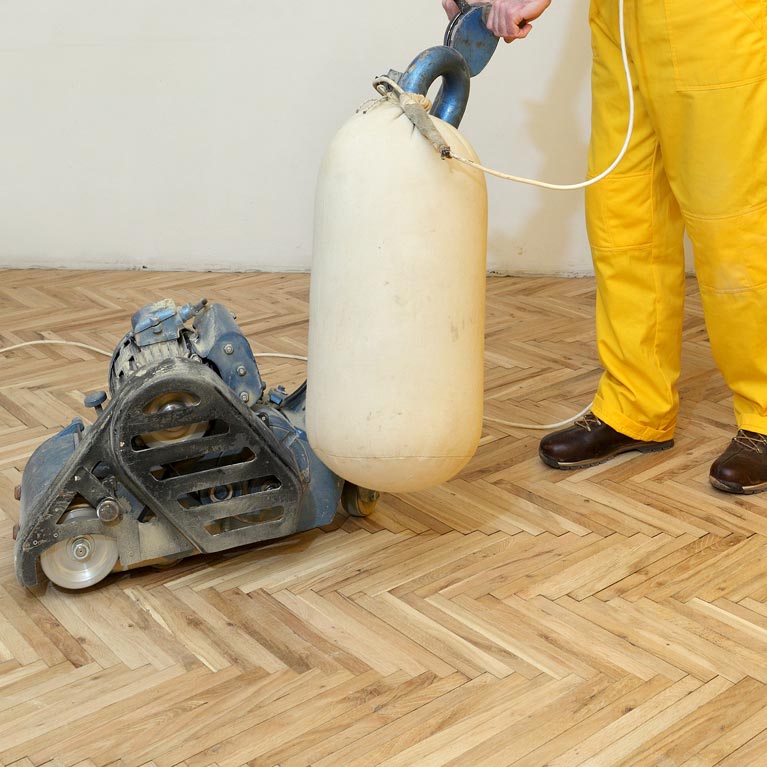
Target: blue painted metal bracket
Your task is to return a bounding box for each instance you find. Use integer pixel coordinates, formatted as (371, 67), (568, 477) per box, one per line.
(397, 46), (472, 128)
(389, 1), (499, 128)
(444, 2), (499, 78)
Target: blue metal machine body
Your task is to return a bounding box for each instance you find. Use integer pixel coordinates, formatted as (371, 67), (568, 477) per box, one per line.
(14, 299), (348, 588)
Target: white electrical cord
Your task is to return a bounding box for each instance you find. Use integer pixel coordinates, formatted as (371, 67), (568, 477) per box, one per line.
(382, 0), (631, 428)
(484, 402), (593, 431)
(0, 339), (114, 357)
(0, 339), (589, 431)
(460, 0), (630, 425)
(254, 353), (308, 362)
(452, 0), (633, 190)
(0, 340), (307, 362)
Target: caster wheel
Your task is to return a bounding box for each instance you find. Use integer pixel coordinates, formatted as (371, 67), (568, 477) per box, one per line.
(342, 484), (380, 517)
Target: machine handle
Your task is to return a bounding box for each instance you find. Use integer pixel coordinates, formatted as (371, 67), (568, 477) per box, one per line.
(444, 2), (499, 78)
(397, 46), (471, 128)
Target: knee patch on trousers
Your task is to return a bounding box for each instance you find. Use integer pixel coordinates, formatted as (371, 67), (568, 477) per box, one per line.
(687, 202), (767, 293)
(586, 173), (654, 250)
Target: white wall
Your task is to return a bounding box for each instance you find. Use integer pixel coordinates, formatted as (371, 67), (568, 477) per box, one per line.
(0, 0), (597, 275)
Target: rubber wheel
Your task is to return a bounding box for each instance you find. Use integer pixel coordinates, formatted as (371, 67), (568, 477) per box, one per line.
(40, 504), (118, 589)
(342, 484), (380, 517)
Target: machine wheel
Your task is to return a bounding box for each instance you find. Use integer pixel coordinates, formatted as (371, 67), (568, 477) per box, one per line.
(141, 391), (208, 447)
(40, 504), (119, 589)
(342, 484), (380, 517)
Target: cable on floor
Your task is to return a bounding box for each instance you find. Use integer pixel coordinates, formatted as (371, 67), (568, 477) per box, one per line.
(0, 339), (589, 430)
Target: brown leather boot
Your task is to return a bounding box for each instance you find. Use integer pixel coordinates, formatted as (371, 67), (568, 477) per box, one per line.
(709, 430), (767, 494)
(539, 412), (674, 470)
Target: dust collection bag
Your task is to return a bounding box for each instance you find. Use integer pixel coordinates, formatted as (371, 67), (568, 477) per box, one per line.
(308, 92), (488, 493)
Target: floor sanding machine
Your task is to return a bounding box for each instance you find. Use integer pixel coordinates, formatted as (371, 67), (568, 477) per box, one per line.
(13, 2), (496, 590)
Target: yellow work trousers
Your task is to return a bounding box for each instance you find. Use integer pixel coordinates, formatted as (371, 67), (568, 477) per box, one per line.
(587, 0), (767, 441)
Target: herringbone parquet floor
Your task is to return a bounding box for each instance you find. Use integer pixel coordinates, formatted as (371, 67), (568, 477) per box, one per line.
(2, 269), (767, 766)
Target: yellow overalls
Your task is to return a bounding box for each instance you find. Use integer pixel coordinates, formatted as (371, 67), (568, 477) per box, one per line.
(588, 0), (767, 441)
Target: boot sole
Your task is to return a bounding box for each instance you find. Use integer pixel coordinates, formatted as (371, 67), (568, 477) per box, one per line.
(539, 439), (674, 471)
(709, 475), (767, 495)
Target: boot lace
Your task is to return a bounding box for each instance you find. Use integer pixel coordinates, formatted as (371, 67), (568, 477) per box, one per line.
(574, 412), (603, 432)
(734, 430), (767, 454)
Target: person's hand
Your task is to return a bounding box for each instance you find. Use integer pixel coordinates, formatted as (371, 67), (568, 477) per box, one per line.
(486, 0), (551, 42)
(442, 0), (460, 19)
